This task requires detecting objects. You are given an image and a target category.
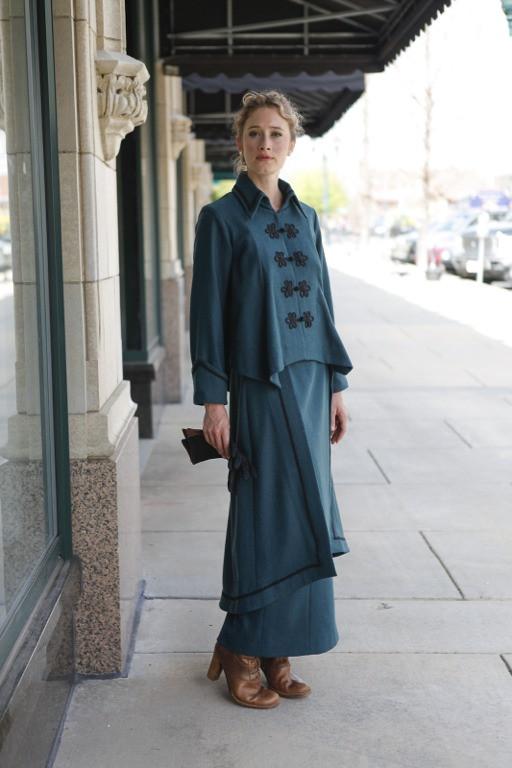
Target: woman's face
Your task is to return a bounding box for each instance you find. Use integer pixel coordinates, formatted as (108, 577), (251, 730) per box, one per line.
(236, 106), (295, 176)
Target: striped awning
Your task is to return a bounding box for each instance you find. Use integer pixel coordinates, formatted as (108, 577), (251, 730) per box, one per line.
(160, 1), (454, 172)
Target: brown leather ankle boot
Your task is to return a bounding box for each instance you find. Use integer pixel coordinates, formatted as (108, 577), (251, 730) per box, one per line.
(260, 656), (312, 698)
(207, 642), (281, 709)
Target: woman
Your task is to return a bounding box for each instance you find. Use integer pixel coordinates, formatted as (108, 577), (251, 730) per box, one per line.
(189, 90), (353, 709)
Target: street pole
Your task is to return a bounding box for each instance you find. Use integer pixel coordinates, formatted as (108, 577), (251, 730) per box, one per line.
(322, 149), (330, 244)
(476, 211), (490, 284)
(501, 2), (512, 280)
(359, 73), (370, 256)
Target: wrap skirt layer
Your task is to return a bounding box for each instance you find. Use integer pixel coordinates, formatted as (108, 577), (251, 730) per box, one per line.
(217, 575), (338, 657)
(217, 359), (348, 656)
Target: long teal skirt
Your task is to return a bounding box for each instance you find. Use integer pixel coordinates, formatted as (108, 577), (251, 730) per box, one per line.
(217, 359), (342, 657)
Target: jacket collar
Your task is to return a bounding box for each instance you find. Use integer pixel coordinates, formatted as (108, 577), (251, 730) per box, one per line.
(232, 170), (308, 221)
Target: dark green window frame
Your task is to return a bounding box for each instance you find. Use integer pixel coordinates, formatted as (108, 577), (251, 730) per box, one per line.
(0, 0), (72, 668)
(176, 151), (185, 270)
(119, 0), (163, 363)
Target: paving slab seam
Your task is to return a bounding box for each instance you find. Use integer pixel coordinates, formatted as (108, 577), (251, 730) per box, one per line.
(346, 528), (511, 533)
(443, 418), (473, 447)
(462, 369), (488, 385)
(333, 481), (512, 487)
(395, 328), (444, 359)
(143, 596), (512, 602)
(143, 595), (220, 601)
(143, 595), (475, 601)
(332, 386), (512, 393)
(74, 580), (148, 681)
(141, 485), (227, 489)
(130, 650), (512, 657)
(45, 687), (75, 768)
(419, 531), (465, 598)
(131, 650), (512, 657)
(142, 483), (229, 489)
(333, 597), (512, 602)
(366, 449), (391, 483)
(143, 481), (395, 488)
(376, 355), (394, 371)
(335, 651), (512, 656)
(146, 527), (512, 534)
(334, 482), (512, 487)
(140, 479), (225, 488)
(142, 528), (512, 534)
(142, 529), (226, 533)
(500, 655), (512, 677)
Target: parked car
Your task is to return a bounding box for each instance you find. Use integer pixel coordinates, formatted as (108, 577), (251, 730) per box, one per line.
(0, 235), (11, 272)
(428, 211), (510, 272)
(390, 221), (439, 265)
(451, 221), (512, 281)
(370, 216), (389, 237)
(426, 213), (478, 272)
(390, 229), (418, 263)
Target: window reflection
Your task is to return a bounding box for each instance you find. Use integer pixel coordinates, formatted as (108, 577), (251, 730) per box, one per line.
(0, 19), (49, 629)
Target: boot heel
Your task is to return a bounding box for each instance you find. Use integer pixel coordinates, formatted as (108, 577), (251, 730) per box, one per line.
(207, 648), (222, 680)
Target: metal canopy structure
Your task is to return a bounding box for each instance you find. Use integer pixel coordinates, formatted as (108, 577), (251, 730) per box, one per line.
(160, 0), (453, 174)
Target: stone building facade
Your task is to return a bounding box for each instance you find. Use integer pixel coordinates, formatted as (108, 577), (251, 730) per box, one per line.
(0, 2), (211, 765)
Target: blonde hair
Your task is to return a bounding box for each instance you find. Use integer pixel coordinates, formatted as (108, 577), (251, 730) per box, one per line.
(231, 90), (305, 175)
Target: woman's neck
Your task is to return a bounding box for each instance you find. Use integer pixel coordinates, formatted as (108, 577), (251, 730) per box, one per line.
(246, 170), (283, 211)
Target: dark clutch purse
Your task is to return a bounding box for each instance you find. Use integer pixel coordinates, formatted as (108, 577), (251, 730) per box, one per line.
(181, 427), (258, 494)
(181, 427), (222, 464)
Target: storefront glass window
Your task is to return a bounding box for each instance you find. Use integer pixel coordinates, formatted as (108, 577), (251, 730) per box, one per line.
(0, 2), (59, 647)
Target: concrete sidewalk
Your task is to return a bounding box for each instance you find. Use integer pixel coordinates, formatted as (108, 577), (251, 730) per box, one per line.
(53, 264), (512, 768)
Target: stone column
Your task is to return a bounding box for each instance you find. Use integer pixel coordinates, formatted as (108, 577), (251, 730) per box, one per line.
(193, 143), (214, 215)
(182, 137), (213, 330)
(180, 135), (196, 332)
(50, 0), (148, 674)
(154, 62), (193, 401)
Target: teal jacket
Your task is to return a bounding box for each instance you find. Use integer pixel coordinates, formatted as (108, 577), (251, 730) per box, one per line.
(189, 170), (353, 404)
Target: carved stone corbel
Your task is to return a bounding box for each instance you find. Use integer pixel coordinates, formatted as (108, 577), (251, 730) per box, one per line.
(171, 112), (192, 160)
(95, 50), (149, 161)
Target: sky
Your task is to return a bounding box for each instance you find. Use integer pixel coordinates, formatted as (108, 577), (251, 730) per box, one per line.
(285, 0), (512, 195)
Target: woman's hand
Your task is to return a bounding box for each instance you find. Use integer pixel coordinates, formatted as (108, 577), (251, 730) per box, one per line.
(203, 404), (231, 459)
(330, 391), (349, 444)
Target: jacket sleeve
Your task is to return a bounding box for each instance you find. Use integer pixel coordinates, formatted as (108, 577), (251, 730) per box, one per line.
(189, 205), (233, 405)
(313, 210), (349, 394)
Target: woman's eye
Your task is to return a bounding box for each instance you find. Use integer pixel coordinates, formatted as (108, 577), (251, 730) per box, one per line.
(247, 131), (283, 137)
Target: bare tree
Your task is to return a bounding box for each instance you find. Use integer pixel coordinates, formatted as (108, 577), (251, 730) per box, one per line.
(356, 17), (453, 267)
(416, 28), (436, 274)
(396, 21), (451, 274)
